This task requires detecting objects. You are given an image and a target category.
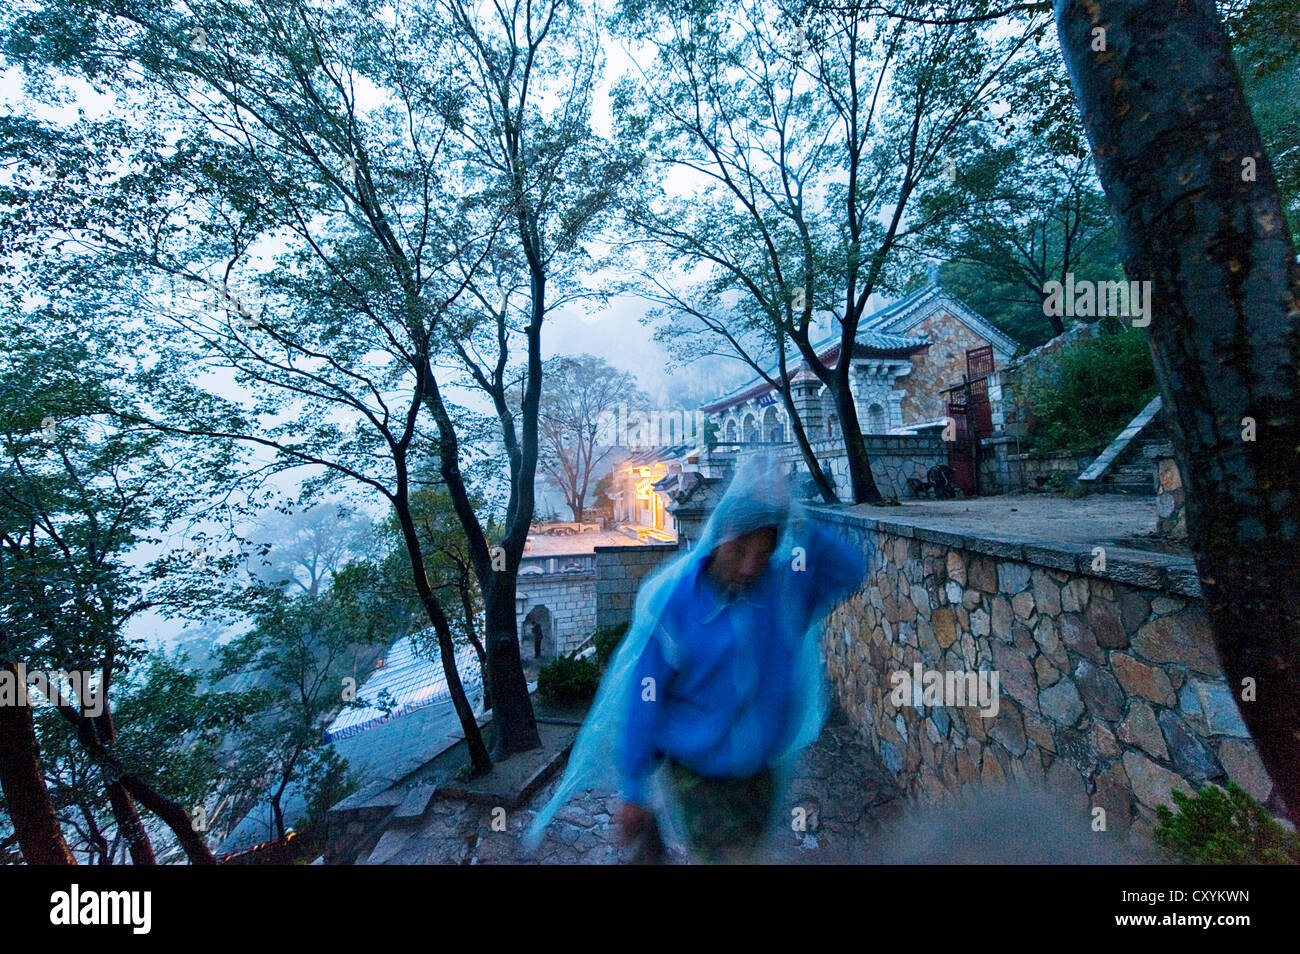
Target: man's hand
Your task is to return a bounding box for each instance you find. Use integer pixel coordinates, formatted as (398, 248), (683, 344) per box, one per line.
(616, 802), (655, 844)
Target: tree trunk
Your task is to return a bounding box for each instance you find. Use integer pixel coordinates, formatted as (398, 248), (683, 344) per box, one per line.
(418, 359), (539, 760)
(483, 577), (541, 757)
(459, 570), (492, 713)
(481, 262), (545, 758)
(272, 794), (285, 844)
(270, 743), (302, 844)
(105, 780), (156, 865)
(832, 369), (887, 504)
(0, 663), (76, 864)
(116, 771), (218, 864)
(95, 700), (155, 864)
(80, 804), (110, 865)
(1055, 0), (1300, 821)
(779, 386), (839, 504)
(392, 496), (493, 775)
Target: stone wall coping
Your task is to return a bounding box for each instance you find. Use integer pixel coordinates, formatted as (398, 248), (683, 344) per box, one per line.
(593, 543), (679, 554)
(804, 503), (1201, 598)
(517, 566), (598, 582)
(1004, 450), (1094, 462)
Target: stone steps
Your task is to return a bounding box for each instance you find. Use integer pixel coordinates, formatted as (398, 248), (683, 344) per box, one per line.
(1078, 395), (1163, 485)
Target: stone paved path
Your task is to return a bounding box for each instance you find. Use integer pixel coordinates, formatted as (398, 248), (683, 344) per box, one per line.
(366, 709), (902, 864)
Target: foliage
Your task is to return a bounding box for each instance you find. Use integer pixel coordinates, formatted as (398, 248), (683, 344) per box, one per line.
(1061, 478), (1089, 499)
(295, 746), (358, 860)
(32, 648), (259, 860)
(1022, 328), (1159, 454)
(1, 0), (641, 766)
(0, 307), (246, 861)
(247, 504), (374, 600)
(215, 582), (388, 840)
(591, 472), (616, 519)
(592, 622), (629, 669)
(0, 311), (242, 675)
(611, 0), (1055, 503)
(537, 652), (600, 706)
(934, 169), (1122, 350)
(108, 651), (261, 809)
(1222, 0), (1300, 237)
(1154, 781), (1300, 865)
(920, 52), (1123, 348)
(1040, 470), (1089, 497)
(342, 480), (502, 710)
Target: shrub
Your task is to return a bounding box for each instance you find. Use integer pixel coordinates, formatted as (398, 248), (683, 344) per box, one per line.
(1154, 781), (1300, 864)
(1023, 327), (1159, 455)
(297, 747), (359, 860)
(537, 652), (601, 706)
(593, 621), (630, 669)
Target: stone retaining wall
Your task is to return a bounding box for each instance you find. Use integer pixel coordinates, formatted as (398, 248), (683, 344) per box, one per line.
(979, 437), (1096, 493)
(1145, 441), (1187, 538)
(808, 506), (1277, 847)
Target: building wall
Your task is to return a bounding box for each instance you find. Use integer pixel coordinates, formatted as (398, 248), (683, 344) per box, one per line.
(515, 573), (596, 656)
(900, 311), (1001, 423)
(808, 506), (1278, 848)
(611, 462), (680, 536)
(594, 543), (680, 630)
(849, 364), (909, 434)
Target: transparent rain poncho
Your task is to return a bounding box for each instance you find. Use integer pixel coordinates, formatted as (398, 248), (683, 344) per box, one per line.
(524, 454), (870, 856)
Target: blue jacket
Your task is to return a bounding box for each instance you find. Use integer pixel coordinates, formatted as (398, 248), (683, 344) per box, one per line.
(618, 527), (866, 805)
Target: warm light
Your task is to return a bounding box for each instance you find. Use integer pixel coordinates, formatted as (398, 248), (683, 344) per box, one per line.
(634, 464), (665, 501)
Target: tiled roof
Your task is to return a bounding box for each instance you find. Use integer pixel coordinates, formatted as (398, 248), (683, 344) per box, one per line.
(624, 444), (692, 466)
(862, 284), (1020, 358)
(699, 284), (1017, 414)
(699, 331), (926, 414)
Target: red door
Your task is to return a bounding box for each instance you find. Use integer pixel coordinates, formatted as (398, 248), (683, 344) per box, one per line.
(946, 394), (976, 496)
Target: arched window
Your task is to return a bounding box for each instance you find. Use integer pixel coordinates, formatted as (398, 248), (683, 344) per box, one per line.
(762, 406), (784, 443)
(742, 413), (758, 442)
(827, 413), (840, 439)
(724, 418), (738, 442)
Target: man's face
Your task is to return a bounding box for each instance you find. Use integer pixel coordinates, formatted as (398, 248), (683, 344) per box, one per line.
(707, 525), (779, 594)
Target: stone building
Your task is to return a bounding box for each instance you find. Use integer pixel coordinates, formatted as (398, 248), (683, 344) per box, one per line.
(699, 283), (1018, 446)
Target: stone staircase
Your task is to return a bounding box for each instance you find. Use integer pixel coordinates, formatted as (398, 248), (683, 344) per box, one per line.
(1077, 395), (1166, 494)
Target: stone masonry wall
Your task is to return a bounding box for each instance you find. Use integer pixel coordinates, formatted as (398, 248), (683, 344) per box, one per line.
(595, 543), (680, 630)
(809, 506), (1277, 847)
(515, 574), (595, 655)
(1145, 441), (1188, 538)
(979, 438), (1095, 494)
(900, 311), (999, 423)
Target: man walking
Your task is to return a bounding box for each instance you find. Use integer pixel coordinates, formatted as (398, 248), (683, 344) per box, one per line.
(525, 456), (868, 863)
